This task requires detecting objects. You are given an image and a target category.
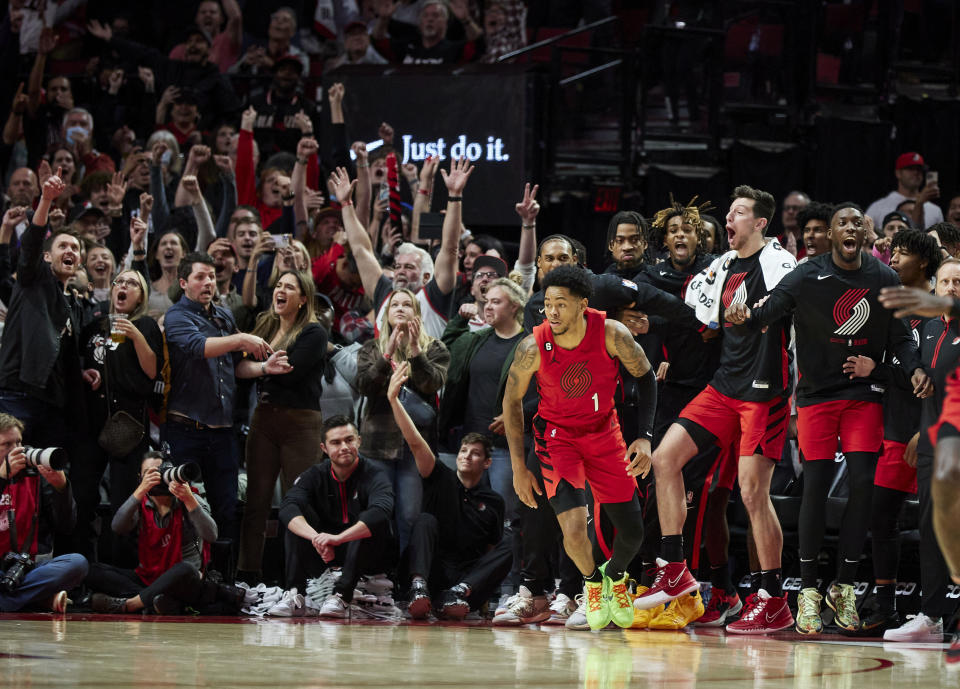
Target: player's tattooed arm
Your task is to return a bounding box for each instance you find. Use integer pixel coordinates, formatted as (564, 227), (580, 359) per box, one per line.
(503, 335), (543, 509)
(504, 335), (539, 427)
(607, 320), (651, 377)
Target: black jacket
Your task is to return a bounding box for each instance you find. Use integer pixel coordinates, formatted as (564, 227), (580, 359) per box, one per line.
(279, 458), (393, 533)
(0, 223), (85, 409)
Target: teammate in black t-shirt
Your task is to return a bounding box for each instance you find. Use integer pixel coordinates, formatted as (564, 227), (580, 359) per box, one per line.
(728, 203), (926, 634)
(634, 186), (796, 635)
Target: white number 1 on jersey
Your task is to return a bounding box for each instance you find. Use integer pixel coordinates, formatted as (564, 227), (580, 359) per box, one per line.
(591, 392), (598, 412)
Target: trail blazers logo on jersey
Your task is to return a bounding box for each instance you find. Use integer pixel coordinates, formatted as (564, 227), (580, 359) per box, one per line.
(833, 288), (871, 336)
(560, 360), (592, 398)
(721, 272), (748, 309)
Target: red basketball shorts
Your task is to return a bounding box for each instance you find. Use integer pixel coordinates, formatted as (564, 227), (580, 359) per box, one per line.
(930, 368), (960, 446)
(796, 399), (883, 461)
(874, 439), (917, 494)
(532, 412), (636, 505)
(679, 385), (789, 460)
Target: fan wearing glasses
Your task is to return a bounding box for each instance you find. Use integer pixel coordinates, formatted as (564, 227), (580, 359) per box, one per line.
(73, 249), (165, 564)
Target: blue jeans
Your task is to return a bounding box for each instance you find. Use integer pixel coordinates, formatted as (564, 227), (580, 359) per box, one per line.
(0, 554), (88, 612)
(367, 447), (422, 555)
(162, 423), (239, 541)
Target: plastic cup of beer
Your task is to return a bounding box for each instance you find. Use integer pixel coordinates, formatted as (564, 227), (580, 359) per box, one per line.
(109, 314), (126, 343)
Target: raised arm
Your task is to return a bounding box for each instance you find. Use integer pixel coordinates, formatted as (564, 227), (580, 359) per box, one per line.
(435, 157), (475, 294)
(503, 334), (541, 508)
(409, 156), (439, 246)
(222, 0), (243, 55)
(212, 155), (237, 237)
(236, 106), (258, 207)
(293, 136), (317, 232)
(387, 361), (436, 478)
(514, 182), (539, 293)
(450, 0), (483, 41)
(351, 141), (372, 230)
(329, 166), (383, 299)
(177, 175), (216, 251)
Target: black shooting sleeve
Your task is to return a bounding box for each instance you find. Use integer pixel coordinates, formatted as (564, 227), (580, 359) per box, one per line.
(633, 367), (657, 442)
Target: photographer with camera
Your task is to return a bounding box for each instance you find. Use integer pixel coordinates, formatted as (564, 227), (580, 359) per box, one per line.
(84, 450), (243, 615)
(0, 414), (87, 613)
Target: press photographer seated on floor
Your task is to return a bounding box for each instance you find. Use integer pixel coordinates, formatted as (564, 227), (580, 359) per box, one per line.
(0, 414), (87, 613)
(83, 450), (243, 615)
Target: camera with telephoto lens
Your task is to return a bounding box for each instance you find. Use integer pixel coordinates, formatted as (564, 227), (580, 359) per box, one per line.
(22, 447), (67, 473)
(149, 462), (201, 496)
(0, 551), (34, 593)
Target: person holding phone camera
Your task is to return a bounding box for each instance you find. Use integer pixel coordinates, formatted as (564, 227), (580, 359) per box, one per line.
(866, 152), (944, 231)
(0, 414), (87, 613)
(84, 450), (243, 615)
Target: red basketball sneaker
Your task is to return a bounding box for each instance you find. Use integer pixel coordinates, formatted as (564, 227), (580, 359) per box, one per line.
(695, 587), (743, 627)
(633, 558), (699, 610)
(947, 631), (959, 665)
(725, 589), (794, 634)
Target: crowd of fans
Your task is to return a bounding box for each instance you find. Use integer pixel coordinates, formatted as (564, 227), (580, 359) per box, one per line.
(0, 2), (958, 659)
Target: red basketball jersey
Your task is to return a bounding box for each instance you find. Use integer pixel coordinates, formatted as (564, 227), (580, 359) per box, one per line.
(533, 308), (620, 426)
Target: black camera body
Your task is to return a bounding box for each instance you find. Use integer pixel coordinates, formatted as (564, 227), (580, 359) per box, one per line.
(149, 461), (201, 496)
(0, 551), (34, 593)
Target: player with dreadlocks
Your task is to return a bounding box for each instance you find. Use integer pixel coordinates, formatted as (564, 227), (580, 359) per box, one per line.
(629, 195), (743, 628)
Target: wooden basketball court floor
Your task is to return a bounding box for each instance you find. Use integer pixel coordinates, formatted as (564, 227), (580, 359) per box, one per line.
(0, 613), (956, 688)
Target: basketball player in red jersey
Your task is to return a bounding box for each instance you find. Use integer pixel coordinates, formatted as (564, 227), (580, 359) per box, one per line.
(503, 266), (657, 631)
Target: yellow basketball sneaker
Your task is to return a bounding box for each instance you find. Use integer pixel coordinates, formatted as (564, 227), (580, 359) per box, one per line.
(584, 578), (611, 631)
(630, 586), (664, 628)
(606, 569), (635, 629)
(648, 590), (705, 630)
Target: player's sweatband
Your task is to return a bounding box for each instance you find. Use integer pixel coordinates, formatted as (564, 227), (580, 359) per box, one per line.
(635, 368), (657, 441)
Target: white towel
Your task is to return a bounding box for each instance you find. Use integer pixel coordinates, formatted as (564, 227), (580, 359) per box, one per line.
(685, 239), (797, 329)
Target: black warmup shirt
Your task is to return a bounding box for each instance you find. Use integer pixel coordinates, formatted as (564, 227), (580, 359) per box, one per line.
(750, 252), (919, 406)
(711, 251), (792, 402)
(463, 330), (524, 446)
(638, 256), (721, 389)
(879, 316), (929, 444)
(422, 461), (504, 563)
(917, 316), (960, 457)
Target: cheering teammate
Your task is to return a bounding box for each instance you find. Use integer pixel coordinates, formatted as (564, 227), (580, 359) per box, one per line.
(879, 270), (960, 660)
(856, 230), (940, 636)
(726, 203), (925, 634)
(503, 266), (656, 631)
(635, 186), (796, 635)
